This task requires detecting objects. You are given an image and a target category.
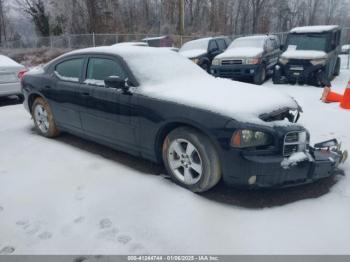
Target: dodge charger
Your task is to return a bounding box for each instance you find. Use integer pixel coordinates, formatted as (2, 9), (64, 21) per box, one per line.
(21, 46), (346, 192)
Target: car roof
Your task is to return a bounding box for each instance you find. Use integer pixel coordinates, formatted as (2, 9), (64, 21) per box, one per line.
(48, 46), (176, 64)
(290, 25), (340, 34)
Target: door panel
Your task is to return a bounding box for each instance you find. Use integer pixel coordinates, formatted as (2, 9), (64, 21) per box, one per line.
(46, 58), (84, 129)
(78, 56), (137, 147)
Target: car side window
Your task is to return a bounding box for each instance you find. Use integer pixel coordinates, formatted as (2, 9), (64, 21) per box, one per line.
(55, 58), (84, 82)
(208, 40), (218, 52)
(217, 39), (227, 51)
(85, 58), (127, 86)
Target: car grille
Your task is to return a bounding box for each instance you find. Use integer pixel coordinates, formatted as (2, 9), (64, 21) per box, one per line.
(221, 59), (243, 65)
(283, 131), (308, 157)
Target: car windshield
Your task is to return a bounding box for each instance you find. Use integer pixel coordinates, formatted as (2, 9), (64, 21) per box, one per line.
(228, 37), (265, 49)
(286, 33), (328, 51)
(179, 38), (210, 52)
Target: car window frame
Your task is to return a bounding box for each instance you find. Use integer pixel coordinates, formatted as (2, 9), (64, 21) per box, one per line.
(83, 55), (128, 87)
(53, 56), (86, 83)
(47, 53), (139, 88)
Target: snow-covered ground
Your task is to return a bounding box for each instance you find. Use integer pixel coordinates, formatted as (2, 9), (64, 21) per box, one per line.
(0, 69), (350, 255)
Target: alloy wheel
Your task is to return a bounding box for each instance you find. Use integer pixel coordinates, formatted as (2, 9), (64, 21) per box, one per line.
(167, 138), (203, 185)
(34, 104), (49, 133)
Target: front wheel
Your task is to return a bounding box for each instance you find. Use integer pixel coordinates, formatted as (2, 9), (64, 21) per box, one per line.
(253, 65), (266, 85)
(200, 62), (210, 73)
(162, 127), (221, 192)
(32, 97), (60, 138)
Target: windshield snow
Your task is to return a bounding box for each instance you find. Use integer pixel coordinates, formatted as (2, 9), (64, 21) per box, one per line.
(286, 34), (328, 51)
(125, 48), (207, 85)
(228, 37), (265, 49)
(179, 38), (210, 52)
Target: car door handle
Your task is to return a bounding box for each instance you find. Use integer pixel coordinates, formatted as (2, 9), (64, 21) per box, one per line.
(81, 92), (90, 96)
(45, 85), (51, 89)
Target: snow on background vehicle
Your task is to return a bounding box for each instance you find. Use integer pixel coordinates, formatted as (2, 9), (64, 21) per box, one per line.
(178, 37), (212, 58)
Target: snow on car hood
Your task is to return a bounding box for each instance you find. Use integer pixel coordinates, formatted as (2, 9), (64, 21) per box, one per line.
(138, 75), (298, 125)
(215, 47), (263, 59)
(65, 46), (298, 125)
(179, 49), (207, 58)
(281, 50), (327, 60)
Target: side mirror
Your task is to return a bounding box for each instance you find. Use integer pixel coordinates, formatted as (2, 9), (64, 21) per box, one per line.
(280, 44), (284, 50)
(104, 76), (131, 94)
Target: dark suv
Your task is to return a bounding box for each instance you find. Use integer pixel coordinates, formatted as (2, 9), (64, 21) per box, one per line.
(210, 35), (281, 85)
(179, 36), (231, 71)
(273, 25), (341, 86)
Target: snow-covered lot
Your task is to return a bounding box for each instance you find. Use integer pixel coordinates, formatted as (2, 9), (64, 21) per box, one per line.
(0, 68), (350, 255)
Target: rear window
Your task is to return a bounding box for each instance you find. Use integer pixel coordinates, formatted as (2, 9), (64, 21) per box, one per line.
(55, 58), (84, 82)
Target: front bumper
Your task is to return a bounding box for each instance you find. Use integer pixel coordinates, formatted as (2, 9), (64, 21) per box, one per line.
(211, 64), (261, 78)
(274, 63), (323, 85)
(221, 140), (346, 188)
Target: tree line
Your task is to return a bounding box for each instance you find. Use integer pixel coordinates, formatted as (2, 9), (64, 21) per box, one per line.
(1, 0), (350, 44)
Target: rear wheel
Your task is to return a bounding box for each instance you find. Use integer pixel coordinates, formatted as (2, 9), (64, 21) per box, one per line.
(32, 97), (60, 138)
(162, 127), (221, 192)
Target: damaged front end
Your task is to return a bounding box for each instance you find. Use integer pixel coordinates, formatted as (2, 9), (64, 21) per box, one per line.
(282, 139), (348, 180)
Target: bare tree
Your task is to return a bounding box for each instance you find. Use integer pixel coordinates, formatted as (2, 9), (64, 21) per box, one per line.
(24, 0), (50, 36)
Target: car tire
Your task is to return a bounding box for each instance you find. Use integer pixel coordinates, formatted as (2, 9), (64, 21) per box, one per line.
(253, 65), (266, 85)
(32, 97), (60, 138)
(162, 127), (221, 193)
(334, 57), (341, 76)
(200, 62), (209, 72)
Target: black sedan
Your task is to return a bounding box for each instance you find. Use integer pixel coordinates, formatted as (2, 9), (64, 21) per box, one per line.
(21, 46), (346, 192)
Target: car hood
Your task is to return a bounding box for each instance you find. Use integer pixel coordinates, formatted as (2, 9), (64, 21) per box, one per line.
(179, 49), (207, 59)
(281, 50), (327, 60)
(138, 75), (299, 126)
(215, 47), (263, 59)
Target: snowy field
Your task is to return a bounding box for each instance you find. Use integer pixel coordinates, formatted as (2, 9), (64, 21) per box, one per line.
(0, 67), (350, 255)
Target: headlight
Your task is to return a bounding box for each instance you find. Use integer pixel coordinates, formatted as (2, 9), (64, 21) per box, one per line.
(191, 58), (199, 64)
(231, 129), (273, 148)
(310, 58), (326, 66)
(245, 58), (260, 65)
(279, 57), (289, 65)
(212, 58), (220, 66)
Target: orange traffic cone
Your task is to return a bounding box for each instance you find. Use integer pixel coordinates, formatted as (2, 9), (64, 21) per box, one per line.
(340, 81), (350, 109)
(321, 86), (343, 103)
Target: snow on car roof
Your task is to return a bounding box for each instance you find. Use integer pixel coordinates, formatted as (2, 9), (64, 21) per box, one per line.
(59, 46), (298, 125)
(234, 35), (269, 40)
(290, 25), (339, 34)
(142, 36), (168, 41)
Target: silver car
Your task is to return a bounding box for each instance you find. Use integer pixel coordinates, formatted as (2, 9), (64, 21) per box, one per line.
(0, 55), (25, 100)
